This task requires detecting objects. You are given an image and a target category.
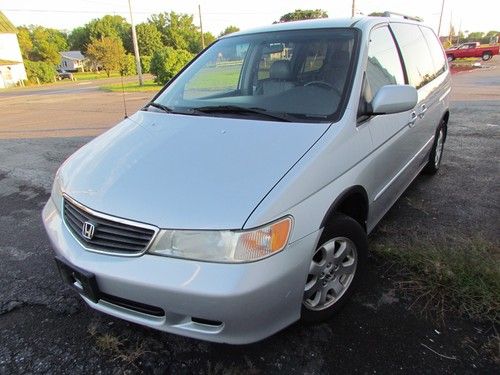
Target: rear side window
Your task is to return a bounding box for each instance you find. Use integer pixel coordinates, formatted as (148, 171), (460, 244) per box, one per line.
(420, 26), (447, 77)
(390, 23), (435, 89)
(365, 26), (405, 101)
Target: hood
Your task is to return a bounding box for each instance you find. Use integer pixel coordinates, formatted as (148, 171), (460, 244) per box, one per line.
(60, 111), (329, 229)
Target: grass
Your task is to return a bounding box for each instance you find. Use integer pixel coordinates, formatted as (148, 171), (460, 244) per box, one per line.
(185, 63), (241, 91)
(73, 71), (121, 80)
(100, 80), (162, 92)
(100, 64), (242, 93)
(89, 325), (149, 369)
(373, 237), (500, 324)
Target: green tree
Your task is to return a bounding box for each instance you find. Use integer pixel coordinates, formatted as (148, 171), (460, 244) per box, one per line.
(150, 46), (192, 84)
(29, 26), (68, 65)
(148, 12), (204, 53)
(219, 26), (240, 37)
(202, 32), (216, 48)
(68, 26), (90, 52)
(86, 37), (126, 77)
(17, 27), (33, 59)
(24, 60), (56, 84)
(278, 9), (328, 23)
(466, 31), (485, 41)
(120, 54), (136, 76)
(140, 55), (152, 73)
(135, 23), (164, 56)
(87, 15), (130, 41)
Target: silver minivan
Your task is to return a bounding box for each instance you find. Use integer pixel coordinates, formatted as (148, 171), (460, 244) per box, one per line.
(43, 15), (450, 344)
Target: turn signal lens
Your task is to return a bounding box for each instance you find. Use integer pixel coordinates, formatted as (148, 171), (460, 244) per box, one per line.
(235, 217), (292, 260)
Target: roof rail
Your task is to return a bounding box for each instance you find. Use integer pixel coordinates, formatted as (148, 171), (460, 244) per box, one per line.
(382, 11), (423, 22)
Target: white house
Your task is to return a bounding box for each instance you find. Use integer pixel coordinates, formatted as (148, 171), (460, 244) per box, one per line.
(59, 51), (86, 72)
(0, 11), (27, 88)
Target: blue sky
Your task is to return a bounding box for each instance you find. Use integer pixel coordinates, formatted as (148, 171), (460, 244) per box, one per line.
(1, 0), (499, 36)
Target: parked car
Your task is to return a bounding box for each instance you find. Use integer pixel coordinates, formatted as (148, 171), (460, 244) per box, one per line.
(43, 15), (451, 344)
(56, 69), (74, 80)
(445, 42), (500, 61)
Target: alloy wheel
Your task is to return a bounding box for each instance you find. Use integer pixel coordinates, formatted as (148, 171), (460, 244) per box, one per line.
(303, 237), (357, 311)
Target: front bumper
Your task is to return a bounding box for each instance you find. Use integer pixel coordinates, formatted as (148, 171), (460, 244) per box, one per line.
(42, 198), (320, 344)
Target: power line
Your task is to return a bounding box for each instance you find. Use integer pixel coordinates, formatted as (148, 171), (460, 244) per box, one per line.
(2, 8), (277, 15)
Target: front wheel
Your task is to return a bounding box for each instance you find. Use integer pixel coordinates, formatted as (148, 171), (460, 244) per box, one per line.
(301, 214), (367, 323)
(482, 52), (492, 61)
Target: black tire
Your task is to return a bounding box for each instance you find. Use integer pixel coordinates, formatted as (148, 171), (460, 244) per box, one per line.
(301, 214), (367, 323)
(423, 119), (446, 175)
(482, 52), (492, 61)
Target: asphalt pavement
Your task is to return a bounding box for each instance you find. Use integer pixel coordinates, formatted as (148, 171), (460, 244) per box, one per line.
(0, 63), (499, 373)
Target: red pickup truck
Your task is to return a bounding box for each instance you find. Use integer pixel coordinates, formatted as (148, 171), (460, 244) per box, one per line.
(445, 42), (500, 61)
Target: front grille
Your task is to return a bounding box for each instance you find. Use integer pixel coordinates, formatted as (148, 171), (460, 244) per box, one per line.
(63, 197), (156, 255)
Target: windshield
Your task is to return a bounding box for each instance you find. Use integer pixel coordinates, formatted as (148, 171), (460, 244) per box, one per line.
(151, 28), (358, 122)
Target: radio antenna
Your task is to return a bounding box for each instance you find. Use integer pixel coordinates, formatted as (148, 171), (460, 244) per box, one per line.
(121, 74), (128, 119)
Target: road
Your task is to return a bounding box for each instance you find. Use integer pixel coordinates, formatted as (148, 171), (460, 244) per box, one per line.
(0, 76), (153, 139)
(0, 63), (499, 373)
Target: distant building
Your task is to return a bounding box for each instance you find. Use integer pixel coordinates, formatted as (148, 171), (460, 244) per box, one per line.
(0, 11), (27, 88)
(59, 51), (86, 72)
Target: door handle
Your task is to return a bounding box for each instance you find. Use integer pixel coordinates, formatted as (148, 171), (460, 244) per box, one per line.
(418, 104), (427, 119)
(408, 111), (417, 127)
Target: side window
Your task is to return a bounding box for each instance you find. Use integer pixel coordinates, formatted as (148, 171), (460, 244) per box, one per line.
(420, 26), (447, 76)
(391, 23), (436, 89)
(365, 26), (405, 101)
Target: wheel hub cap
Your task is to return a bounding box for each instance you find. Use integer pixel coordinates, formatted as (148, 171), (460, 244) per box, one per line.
(303, 237), (358, 311)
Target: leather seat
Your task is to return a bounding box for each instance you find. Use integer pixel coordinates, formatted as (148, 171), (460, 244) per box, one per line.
(257, 60), (295, 95)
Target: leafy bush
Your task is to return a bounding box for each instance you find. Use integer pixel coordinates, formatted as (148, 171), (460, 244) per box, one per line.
(120, 54), (136, 76)
(140, 55), (152, 73)
(24, 60), (56, 84)
(150, 47), (192, 84)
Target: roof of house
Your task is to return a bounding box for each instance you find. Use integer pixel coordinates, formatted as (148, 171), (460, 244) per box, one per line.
(0, 11), (17, 34)
(60, 51), (85, 60)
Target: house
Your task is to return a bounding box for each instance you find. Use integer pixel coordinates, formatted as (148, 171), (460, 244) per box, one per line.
(0, 11), (27, 88)
(59, 51), (86, 72)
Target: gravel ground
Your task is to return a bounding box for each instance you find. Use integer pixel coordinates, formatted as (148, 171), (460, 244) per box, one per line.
(0, 62), (499, 373)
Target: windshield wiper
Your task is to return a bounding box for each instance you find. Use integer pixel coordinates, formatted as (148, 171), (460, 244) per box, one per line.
(144, 102), (173, 113)
(190, 105), (292, 122)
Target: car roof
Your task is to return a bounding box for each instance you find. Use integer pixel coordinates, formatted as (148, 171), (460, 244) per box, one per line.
(221, 16), (429, 38)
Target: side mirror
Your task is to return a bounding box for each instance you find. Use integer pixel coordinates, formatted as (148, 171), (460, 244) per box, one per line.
(371, 85), (417, 115)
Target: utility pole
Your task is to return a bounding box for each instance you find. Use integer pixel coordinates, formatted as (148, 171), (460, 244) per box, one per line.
(198, 4), (205, 49)
(457, 19), (462, 44)
(128, 0), (143, 86)
(351, 0), (356, 17)
(437, 0), (445, 36)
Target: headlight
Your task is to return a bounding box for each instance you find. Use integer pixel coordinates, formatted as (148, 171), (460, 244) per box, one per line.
(51, 171), (63, 213)
(148, 216), (293, 262)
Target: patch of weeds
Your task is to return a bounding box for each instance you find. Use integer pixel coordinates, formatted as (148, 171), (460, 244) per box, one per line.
(88, 322), (149, 369)
(373, 236), (500, 324)
(95, 333), (123, 353)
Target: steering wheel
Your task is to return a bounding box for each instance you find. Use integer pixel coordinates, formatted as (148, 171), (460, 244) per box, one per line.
(304, 81), (341, 96)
